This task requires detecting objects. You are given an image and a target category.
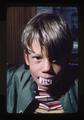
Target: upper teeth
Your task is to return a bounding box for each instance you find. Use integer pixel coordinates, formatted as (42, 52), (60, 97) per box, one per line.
(39, 77), (52, 85)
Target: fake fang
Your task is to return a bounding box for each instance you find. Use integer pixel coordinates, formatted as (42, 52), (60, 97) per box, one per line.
(39, 77), (52, 86)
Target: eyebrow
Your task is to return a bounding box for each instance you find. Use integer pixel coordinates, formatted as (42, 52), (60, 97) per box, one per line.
(26, 45), (44, 58)
(31, 53), (42, 57)
(27, 48), (42, 56)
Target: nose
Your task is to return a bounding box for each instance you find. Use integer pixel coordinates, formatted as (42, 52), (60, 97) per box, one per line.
(42, 58), (52, 73)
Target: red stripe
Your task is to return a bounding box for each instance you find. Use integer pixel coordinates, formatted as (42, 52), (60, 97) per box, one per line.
(39, 102), (62, 110)
(44, 103), (61, 107)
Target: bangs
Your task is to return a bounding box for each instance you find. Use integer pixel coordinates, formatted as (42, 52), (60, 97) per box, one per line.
(35, 23), (69, 64)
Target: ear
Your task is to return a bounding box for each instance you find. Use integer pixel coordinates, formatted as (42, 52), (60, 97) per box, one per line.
(24, 50), (30, 66)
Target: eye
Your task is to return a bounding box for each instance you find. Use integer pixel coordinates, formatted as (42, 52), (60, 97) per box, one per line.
(32, 56), (42, 61)
(52, 59), (63, 65)
(52, 59), (57, 63)
(34, 56), (41, 60)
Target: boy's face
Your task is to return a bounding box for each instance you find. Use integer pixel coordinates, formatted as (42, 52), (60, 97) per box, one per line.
(24, 40), (63, 87)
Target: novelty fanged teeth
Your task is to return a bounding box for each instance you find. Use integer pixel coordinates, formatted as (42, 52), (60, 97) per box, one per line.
(39, 77), (52, 86)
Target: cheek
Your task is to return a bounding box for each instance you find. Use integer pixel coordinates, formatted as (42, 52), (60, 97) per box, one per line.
(53, 64), (62, 75)
(29, 64), (42, 80)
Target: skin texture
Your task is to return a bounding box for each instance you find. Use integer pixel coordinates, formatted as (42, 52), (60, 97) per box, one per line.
(24, 39), (63, 89)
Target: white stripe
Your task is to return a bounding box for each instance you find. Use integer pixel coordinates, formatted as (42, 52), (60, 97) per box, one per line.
(35, 95), (50, 99)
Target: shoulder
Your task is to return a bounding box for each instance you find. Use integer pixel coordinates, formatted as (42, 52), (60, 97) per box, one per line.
(7, 64), (29, 76)
(63, 79), (78, 113)
(7, 64), (31, 87)
(7, 64), (32, 113)
(69, 79), (78, 101)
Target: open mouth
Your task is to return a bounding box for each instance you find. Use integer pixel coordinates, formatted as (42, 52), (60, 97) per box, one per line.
(37, 77), (53, 86)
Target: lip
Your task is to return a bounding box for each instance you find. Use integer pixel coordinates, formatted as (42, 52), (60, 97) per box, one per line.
(39, 72), (55, 78)
(38, 75), (55, 79)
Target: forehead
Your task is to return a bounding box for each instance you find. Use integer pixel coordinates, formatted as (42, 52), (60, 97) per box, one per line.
(31, 39), (47, 56)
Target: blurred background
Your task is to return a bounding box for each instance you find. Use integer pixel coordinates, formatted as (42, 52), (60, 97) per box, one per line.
(0, 6), (78, 112)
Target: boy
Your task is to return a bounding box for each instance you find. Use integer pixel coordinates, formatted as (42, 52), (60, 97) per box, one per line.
(7, 12), (78, 113)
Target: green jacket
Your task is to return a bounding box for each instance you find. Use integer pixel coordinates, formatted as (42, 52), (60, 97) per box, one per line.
(7, 64), (78, 113)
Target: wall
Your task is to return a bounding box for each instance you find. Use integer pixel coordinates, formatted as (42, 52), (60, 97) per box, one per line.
(7, 7), (36, 65)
